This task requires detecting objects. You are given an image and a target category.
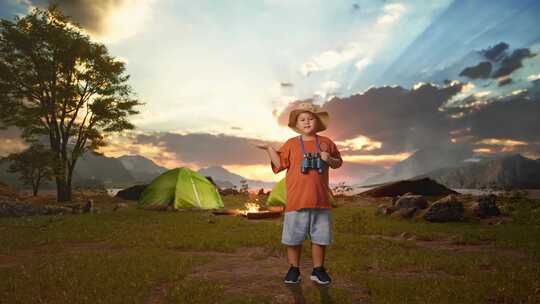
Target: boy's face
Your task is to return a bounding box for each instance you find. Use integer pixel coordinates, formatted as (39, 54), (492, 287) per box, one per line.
(296, 112), (318, 135)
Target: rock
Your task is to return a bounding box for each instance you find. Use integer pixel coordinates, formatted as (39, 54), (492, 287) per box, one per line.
(400, 232), (414, 239)
(471, 194), (501, 218)
(375, 204), (396, 216)
(0, 200), (71, 217)
(395, 195), (428, 209)
(113, 202), (129, 211)
(82, 199), (94, 213)
(219, 188), (240, 196)
(423, 195), (464, 222)
(391, 207), (418, 219)
(115, 184), (147, 201)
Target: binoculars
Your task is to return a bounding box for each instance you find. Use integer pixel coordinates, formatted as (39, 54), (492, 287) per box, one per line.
(301, 152), (327, 174)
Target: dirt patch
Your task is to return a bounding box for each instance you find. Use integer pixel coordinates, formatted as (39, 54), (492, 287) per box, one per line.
(157, 247), (372, 304)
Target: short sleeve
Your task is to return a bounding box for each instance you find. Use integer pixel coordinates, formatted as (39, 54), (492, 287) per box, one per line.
(329, 140), (343, 168)
(271, 141), (290, 174)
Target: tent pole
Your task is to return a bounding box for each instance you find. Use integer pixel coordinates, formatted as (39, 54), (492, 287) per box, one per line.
(191, 177), (202, 208)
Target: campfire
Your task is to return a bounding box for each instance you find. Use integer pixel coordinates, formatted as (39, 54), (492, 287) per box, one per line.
(213, 193), (283, 220)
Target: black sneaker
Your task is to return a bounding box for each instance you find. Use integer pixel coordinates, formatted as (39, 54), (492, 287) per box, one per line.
(284, 266), (301, 284)
(310, 266), (331, 285)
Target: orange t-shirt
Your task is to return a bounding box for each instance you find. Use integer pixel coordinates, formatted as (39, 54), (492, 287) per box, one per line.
(271, 135), (342, 212)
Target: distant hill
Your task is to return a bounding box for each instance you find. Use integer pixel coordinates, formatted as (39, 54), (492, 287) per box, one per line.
(0, 152), (167, 190)
(1, 155), (277, 191)
(197, 165), (276, 190)
(117, 155), (168, 182)
(413, 154), (540, 189)
(362, 145), (473, 186)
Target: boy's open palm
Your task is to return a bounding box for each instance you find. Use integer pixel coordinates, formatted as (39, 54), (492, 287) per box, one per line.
(254, 143), (270, 150)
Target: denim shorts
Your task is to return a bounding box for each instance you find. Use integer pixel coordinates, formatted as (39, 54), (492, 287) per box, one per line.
(281, 208), (333, 246)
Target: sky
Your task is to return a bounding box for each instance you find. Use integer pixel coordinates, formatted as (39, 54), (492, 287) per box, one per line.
(1, 0), (540, 185)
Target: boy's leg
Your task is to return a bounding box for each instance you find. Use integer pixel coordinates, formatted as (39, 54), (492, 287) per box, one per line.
(287, 245), (302, 267)
(311, 243), (326, 268)
(308, 209), (333, 284)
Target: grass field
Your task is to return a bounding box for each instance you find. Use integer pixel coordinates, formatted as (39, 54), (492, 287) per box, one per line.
(1, 192), (539, 303)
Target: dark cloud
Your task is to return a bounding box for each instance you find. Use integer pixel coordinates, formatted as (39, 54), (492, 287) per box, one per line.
(280, 82), (294, 87)
(459, 61), (492, 79)
(333, 161), (387, 185)
(458, 95), (540, 143)
(30, 0), (123, 34)
(492, 48), (536, 78)
(276, 83), (464, 155)
(481, 42), (509, 62)
(135, 132), (284, 166)
(497, 77), (512, 86)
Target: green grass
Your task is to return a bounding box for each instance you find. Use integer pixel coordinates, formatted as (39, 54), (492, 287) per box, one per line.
(1, 193), (539, 303)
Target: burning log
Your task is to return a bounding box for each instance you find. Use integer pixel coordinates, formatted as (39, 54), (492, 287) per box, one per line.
(212, 193), (284, 219)
(212, 209), (240, 216)
(246, 210), (282, 220)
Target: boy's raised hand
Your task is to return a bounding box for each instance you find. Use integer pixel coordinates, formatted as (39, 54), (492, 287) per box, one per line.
(254, 143), (270, 150)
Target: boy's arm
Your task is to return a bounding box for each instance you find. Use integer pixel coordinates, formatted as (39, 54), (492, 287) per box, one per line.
(267, 146), (281, 169)
(256, 141), (289, 173)
(326, 155), (342, 169)
(327, 140), (343, 169)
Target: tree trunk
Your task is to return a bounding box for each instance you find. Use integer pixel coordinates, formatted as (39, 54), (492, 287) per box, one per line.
(56, 177), (71, 202)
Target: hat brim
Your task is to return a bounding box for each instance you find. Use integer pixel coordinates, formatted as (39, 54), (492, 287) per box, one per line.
(288, 110), (329, 134)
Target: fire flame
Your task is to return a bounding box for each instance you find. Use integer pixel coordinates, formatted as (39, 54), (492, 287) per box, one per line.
(244, 202), (260, 213)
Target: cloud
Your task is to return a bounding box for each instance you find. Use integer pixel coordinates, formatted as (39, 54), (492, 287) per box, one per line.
(481, 42), (509, 62)
(497, 76), (512, 87)
(301, 43), (363, 76)
(276, 82), (465, 154)
(376, 3), (406, 25)
(280, 82), (294, 87)
(528, 74), (540, 82)
(28, 0), (154, 42)
(492, 48), (536, 78)
(354, 57), (372, 72)
(134, 132), (283, 167)
(458, 94), (540, 143)
(459, 61), (492, 79)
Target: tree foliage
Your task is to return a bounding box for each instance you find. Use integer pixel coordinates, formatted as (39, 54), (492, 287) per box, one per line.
(2, 144), (54, 196)
(0, 6), (143, 201)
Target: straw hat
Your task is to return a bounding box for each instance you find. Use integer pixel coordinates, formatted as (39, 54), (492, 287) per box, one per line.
(288, 102), (329, 134)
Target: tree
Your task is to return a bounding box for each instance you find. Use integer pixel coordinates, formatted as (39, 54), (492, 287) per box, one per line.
(2, 144), (54, 196)
(239, 179), (249, 194)
(0, 6), (142, 201)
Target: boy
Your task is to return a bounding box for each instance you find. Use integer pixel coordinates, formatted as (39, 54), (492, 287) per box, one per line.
(256, 102), (343, 285)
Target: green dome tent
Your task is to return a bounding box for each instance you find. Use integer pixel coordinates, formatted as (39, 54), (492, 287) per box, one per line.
(138, 167), (224, 209)
(267, 177), (336, 207)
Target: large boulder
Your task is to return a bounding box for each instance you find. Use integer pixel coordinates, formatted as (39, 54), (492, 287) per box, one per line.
(115, 184), (147, 201)
(360, 178), (458, 198)
(391, 207), (418, 219)
(471, 194), (501, 218)
(375, 204), (397, 216)
(395, 194), (429, 209)
(423, 195), (464, 222)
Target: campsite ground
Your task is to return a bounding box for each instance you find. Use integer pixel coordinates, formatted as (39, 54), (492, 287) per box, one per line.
(1, 192), (539, 303)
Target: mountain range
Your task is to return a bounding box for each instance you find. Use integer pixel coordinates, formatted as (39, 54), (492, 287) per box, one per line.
(0, 152), (276, 191)
(413, 154), (540, 189)
(361, 151), (540, 190)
